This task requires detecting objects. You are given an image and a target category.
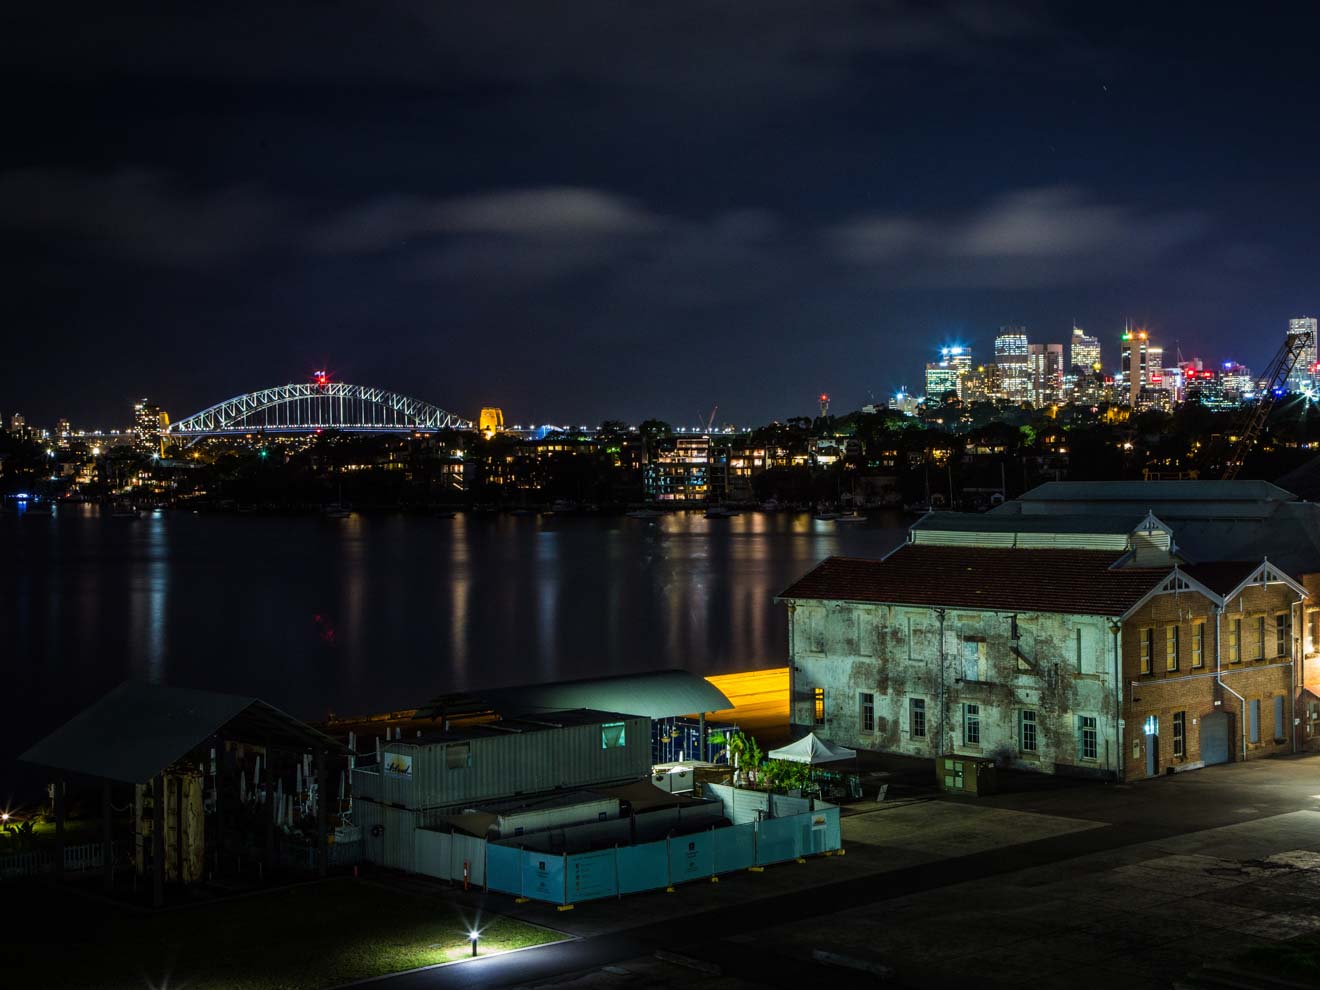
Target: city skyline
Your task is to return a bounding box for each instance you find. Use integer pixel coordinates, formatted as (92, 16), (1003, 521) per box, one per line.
(4, 4), (1320, 426)
(4, 312), (1308, 435)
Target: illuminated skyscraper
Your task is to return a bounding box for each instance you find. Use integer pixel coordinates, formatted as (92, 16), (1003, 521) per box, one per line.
(1287, 317), (1318, 391)
(1028, 343), (1064, 406)
(994, 328), (1030, 402)
(924, 345), (972, 402)
(1120, 326), (1150, 407)
(133, 398), (167, 456)
(1070, 326), (1101, 373)
(924, 362), (961, 401)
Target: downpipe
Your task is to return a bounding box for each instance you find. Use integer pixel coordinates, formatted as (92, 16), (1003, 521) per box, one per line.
(1214, 606), (1248, 763)
(1110, 621), (1123, 782)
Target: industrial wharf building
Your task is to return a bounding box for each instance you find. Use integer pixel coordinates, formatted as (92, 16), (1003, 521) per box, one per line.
(352, 710), (651, 873)
(779, 481), (1320, 780)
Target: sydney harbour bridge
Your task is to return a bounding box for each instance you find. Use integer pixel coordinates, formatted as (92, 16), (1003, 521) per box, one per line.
(168, 374), (473, 441)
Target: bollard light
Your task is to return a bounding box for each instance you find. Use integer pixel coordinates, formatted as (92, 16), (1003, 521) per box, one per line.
(469, 930), (479, 957)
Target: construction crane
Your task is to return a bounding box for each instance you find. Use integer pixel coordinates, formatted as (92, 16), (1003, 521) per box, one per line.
(1220, 328), (1314, 480)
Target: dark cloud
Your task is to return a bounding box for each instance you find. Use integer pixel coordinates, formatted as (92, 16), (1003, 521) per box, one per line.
(312, 188), (666, 255)
(5, 1), (1059, 94)
(0, 168), (288, 267)
(829, 187), (1209, 288)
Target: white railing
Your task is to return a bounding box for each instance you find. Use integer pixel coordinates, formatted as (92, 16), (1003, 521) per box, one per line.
(0, 843), (104, 879)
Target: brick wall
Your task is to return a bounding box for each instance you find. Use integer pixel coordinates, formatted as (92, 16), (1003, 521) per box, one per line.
(1122, 583), (1294, 777)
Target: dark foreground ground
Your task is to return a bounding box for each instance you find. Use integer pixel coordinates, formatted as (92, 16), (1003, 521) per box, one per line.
(9, 755), (1320, 989)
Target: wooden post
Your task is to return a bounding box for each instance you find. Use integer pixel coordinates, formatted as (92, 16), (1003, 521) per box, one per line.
(152, 773), (165, 908)
(55, 774), (66, 882)
(103, 778), (114, 891)
(315, 748), (327, 878)
(264, 748), (275, 875)
(213, 737), (223, 877)
(175, 775), (185, 885)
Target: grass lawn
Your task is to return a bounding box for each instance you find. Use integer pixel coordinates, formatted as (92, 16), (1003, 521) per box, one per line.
(0, 815), (101, 853)
(1242, 934), (1320, 985)
(7, 876), (565, 989)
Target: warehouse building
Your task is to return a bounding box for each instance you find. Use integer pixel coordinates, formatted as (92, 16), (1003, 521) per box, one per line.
(778, 499), (1306, 780)
(352, 709), (651, 872)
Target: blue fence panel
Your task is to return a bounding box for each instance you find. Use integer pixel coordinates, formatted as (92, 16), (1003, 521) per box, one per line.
(521, 851), (567, 904)
(486, 845), (523, 896)
(756, 814), (801, 865)
(566, 848), (618, 903)
(667, 831), (714, 885)
(712, 822), (756, 873)
(818, 807), (842, 854)
(616, 839), (668, 895)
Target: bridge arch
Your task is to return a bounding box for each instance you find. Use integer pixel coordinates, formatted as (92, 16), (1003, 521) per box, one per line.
(168, 383), (473, 439)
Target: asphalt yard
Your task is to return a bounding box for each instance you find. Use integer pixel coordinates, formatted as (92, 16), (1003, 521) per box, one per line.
(372, 756), (1320, 989)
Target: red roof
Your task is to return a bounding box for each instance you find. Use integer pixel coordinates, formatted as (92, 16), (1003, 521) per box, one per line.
(1178, 561), (1262, 596)
(778, 546), (1170, 616)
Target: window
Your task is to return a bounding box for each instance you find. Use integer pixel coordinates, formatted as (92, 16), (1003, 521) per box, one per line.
(1173, 711), (1186, 758)
(859, 692), (875, 733)
(906, 617), (914, 661)
(1254, 615), (1266, 660)
(1249, 699), (1261, 743)
(809, 611), (825, 654)
(1079, 715), (1098, 761)
(858, 612), (874, 657)
(964, 704), (981, 746)
(1191, 622), (1205, 669)
(910, 698), (927, 738)
(1076, 628), (1083, 673)
(1020, 710), (1038, 753)
(1274, 696), (1286, 743)
(841, 608), (858, 655)
(962, 638), (986, 682)
(1166, 625), (1179, 672)
(1276, 613), (1289, 659)
(813, 687), (826, 724)
(446, 742), (472, 770)
(1310, 610), (1320, 655)
(1229, 617), (1241, 663)
(1140, 627), (1153, 674)
(600, 722), (627, 749)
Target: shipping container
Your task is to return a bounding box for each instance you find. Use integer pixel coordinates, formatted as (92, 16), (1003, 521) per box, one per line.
(354, 711), (648, 812)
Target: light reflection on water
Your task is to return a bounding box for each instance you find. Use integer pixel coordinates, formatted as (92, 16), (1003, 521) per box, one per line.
(0, 506), (906, 778)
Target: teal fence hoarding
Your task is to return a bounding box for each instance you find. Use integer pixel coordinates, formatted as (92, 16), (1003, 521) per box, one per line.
(567, 848), (618, 901)
(616, 839), (669, 895)
(668, 830), (714, 885)
(522, 852), (567, 904)
(485, 805), (840, 904)
(486, 844), (523, 897)
(713, 822), (756, 873)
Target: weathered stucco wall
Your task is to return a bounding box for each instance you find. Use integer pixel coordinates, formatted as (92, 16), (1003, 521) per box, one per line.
(787, 601), (1120, 778)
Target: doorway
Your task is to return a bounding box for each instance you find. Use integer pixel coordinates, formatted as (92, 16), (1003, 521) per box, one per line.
(1144, 714), (1160, 777)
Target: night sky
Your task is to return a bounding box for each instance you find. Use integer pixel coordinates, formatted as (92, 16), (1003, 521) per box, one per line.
(3, 2), (1319, 429)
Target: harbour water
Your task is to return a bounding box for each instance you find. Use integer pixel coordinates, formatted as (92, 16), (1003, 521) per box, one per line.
(0, 506), (906, 787)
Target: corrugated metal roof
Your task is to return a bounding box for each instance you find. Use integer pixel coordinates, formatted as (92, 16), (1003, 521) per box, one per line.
(778, 546), (1169, 616)
(1020, 480), (1296, 503)
(389, 709), (643, 746)
(420, 670), (732, 721)
(20, 682), (343, 784)
(912, 512), (1146, 534)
